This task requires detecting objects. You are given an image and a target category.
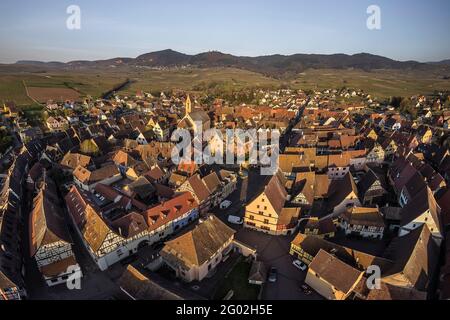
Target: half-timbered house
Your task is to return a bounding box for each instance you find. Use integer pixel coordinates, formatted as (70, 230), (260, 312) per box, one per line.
(29, 177), (82, 286)
(65, 186), (199, 271)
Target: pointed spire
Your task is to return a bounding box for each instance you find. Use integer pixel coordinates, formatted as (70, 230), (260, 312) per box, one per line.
(185, 94), (192, 115)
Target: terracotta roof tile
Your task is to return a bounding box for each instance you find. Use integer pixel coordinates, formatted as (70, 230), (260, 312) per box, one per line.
(143, 192), (198, 232)
(309, 249), (363, 294)
(161, 215), (234, 267)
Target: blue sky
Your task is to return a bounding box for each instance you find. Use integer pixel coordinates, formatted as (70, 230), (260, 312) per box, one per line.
(1, 0), (449, 63)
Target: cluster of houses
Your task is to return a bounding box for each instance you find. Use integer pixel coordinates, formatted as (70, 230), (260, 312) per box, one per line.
(1, 139), (44, 300)
(238, 97), (450, 300)
(1, 86), (449, 300)
(1, 94), (250, 300)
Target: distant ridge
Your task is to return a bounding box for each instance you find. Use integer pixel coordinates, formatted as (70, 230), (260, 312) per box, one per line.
(7, 49), (450, 77)
(429, 59), (450, 66)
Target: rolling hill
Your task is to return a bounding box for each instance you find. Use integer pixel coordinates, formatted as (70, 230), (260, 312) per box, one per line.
(1, 50), (449, 105)
(6, 49), (449, 78)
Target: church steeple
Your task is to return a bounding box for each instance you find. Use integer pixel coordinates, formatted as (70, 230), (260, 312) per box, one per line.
(185, 94), (192, 115)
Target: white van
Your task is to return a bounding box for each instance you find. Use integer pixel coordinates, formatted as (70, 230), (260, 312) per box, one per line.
(227, 215), (243, 225)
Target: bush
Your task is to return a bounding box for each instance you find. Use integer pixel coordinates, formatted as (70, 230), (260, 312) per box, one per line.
(0, 128), (13, 154)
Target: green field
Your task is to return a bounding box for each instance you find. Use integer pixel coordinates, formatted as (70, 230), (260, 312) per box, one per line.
(0, 75), (34, 105)
(0, 72), (127, 106)
(122, 67), (280, 95)
(290, 69), (450, 99)
(1, 67), (449, 107)
(0, 68), (277, 106)
(213, 259), (261, 300)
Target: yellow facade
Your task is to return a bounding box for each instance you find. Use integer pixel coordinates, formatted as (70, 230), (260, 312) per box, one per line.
(3, 103), (18, 117)
(421, 129), (433, 144)
(80, 139), (100, 156)
(244, 193), (279, 234)
(305, 269), (347, 300)
(289, 243), (314, 265)
(367, 129), (378, 141)
(146, 118), (156, 129)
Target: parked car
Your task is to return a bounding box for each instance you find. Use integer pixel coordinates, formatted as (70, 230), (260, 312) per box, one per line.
(268, 267), (278, 283)
(220, 200), (232, 209)
(227, 215), (243, 225)
(300, 284), (312, 295)
(293, 259), (308, 271)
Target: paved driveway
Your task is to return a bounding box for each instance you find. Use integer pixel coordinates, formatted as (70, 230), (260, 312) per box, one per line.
(235, 229), (322, 300)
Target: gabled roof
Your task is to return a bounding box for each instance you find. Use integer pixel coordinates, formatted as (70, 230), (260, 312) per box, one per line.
(40, 256), (78, 278)
(293, 171), (315, 204)
(278, 207), (301, 227)
(309, 249), (363, 294)
(124, 138), (139, 150)
(357, 166), (388, 199)
(154, 183), (175, 199)
(390, 160), (418, 194)
(340, 135), (359, 149)
(177, 160), (198, 176)
(291, 233), (393, 271)
(248, 260), (267, 283)
(117, 265), (183, 300)
(143, 192), (198, 232)
(168, 172), (187, 187)
(28, 162), (44, 181)
(145, 165), (165, 182)
(400, 187), (441, 230)
(314, 174), (330, 198)
(113, 150), (138, 167)
(188, 110), (210, 124)
(340, 207), (384, 228)
(65, 185), (92, 226)
(278, 154), (312, 173)
(89, 164), (120, 184)
(258, 171), (288, 216)
(327, 173), (359, 210)
(186, 174), (211, 202)
(81, 205), (111, 252)
(365, 281), (426, 300)
(161, 215), (234, 267)
(328, 153), (351, 168)
(139, 130), (156, 141)
(29, 178), (72, 257)
(401, 172), (427, 200)
(127, 161), (150, 178)
(382, 225), (439, 292)
(66, 184), (147, 245)
(418, 163), (446, 192)
(202, 172), (221, 194)
(60, 152), (92, 170)
(0, 271), (17, 290)
(73, 165), (92, 184)
(135, 142), (175, 167)
(112, 212), (148, 238)
(129, 176), (156, 199)
(94, 183), (147, 212)
(304, 217), (336, 235)
(56, 136), (80, 154)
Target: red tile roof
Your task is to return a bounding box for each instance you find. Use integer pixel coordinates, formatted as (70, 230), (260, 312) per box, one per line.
(143, 192), (198, 232)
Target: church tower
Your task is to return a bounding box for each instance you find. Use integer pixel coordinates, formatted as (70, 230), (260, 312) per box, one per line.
(185, 94), (192, 115)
